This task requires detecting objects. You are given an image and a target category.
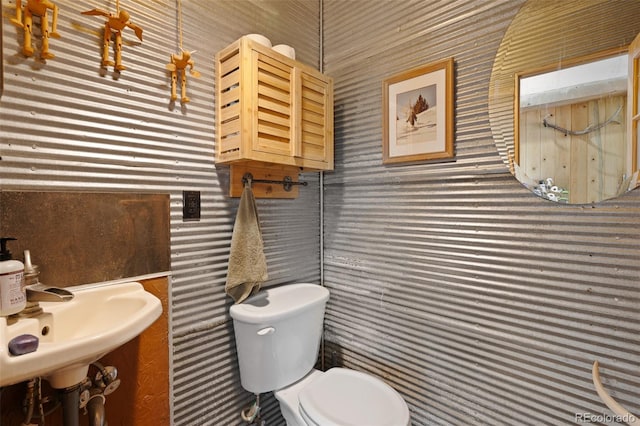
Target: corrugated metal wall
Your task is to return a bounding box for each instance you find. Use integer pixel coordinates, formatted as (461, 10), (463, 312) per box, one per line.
(1, 1), (320, 424)
(3, 1), (639, 425)
(322, 0), (639, 425)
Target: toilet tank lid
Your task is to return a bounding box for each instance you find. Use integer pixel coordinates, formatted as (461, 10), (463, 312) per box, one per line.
(229, 283), (329, 324)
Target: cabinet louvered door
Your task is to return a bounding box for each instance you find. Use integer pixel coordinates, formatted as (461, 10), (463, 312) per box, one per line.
(252, 52), (295, 162)
(216, 46), (242, 163)
(297, 71), (334, 170)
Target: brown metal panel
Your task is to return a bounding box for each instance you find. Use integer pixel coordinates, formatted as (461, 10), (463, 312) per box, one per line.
(0, 192), (170, 286)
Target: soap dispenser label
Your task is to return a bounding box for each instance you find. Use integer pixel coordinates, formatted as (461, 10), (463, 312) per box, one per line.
(0, 270), (26, 311)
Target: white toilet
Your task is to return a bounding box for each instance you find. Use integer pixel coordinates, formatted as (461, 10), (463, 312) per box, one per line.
(230, 283), (411, 426)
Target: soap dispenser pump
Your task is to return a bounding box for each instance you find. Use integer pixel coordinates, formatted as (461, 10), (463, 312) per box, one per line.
(0, 237), (26, 316)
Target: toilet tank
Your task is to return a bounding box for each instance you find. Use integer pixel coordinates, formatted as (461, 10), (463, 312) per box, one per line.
(229, 283), (330, 394)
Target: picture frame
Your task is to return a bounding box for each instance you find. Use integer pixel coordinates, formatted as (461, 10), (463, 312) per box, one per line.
(383, 58), (454, 164)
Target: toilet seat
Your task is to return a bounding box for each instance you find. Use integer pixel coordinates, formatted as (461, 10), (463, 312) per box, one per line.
(298, 368), (410, 426)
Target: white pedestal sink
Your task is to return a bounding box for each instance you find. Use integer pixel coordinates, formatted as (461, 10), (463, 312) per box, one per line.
(0, 281), (162, 389)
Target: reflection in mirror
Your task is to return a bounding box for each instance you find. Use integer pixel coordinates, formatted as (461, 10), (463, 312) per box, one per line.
(488, 0), (640, 204)
(516, 52), (629, 203)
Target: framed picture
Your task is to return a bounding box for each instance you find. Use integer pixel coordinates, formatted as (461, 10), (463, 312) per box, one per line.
(383, 58), (454, 164)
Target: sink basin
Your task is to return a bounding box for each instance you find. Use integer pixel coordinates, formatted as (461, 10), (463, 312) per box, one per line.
(0, 281), (162, 388)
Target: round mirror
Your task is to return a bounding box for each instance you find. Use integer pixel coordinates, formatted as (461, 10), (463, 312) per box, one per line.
(489, 0), (640, 203)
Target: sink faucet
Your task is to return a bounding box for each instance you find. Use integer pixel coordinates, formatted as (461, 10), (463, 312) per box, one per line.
(12, 284), (74, 319)
(26, 284), (74, 302)
(21, 250), (73, 303)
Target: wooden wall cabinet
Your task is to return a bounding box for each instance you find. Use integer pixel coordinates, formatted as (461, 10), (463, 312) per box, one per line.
(215, 36), (333, 196)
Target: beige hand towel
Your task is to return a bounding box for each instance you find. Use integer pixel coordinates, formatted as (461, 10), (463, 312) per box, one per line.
(225, 184), (268, 303)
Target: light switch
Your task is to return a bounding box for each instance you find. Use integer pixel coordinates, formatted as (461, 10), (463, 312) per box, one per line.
(182, 190), (201, 221)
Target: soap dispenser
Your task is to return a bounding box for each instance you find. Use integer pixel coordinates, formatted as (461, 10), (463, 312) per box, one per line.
(0, 237), (26, 316)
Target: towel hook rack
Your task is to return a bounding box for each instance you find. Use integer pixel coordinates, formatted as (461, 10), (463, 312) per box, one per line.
(242, 173), (308, 192)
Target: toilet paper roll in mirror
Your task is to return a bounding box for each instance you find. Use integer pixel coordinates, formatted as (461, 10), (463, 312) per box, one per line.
(272, 44), (295, 59)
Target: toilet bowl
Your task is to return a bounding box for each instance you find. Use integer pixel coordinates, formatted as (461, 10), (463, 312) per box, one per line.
(229, 283), (411, 426)
(275, 368), (410, 426)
